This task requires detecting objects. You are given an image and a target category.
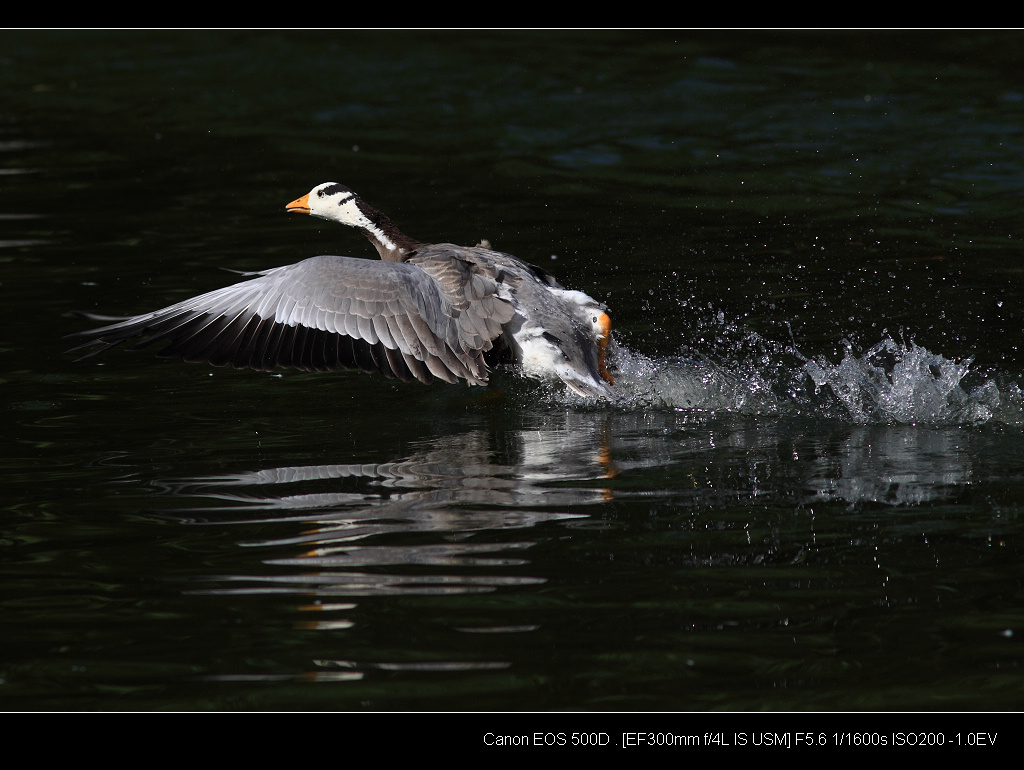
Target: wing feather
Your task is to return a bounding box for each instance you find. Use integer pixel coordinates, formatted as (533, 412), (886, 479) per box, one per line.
(69, 254), (516, 386)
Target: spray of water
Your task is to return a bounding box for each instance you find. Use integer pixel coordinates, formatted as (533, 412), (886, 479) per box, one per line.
(597, 326), (1022, 426)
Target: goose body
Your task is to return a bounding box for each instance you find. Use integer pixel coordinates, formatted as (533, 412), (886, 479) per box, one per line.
(71, 183), (614, 399)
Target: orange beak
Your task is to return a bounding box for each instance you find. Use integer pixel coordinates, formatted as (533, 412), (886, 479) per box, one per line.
(286, 193), (310, 214)
(596, 312), (614, 386)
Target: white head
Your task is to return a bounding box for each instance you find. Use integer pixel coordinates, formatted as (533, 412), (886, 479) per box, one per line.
(286, 182), (399, 253)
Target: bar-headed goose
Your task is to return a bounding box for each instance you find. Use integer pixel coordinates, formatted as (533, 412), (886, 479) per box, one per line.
(71, 183), (614, 399)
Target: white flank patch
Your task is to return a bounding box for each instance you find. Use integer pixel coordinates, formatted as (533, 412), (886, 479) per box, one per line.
(516, 332), (564, 379)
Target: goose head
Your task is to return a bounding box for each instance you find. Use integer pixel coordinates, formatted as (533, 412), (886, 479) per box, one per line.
(286, 182), (419, 262)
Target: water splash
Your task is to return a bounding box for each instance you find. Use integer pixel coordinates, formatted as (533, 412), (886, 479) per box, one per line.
(801, 336), (1004, 425)
(609, 346), (777, 413)
(603, 331), (1021, 427)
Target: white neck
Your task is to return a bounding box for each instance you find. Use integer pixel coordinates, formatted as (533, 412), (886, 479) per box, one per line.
(330, 196), (398, 253)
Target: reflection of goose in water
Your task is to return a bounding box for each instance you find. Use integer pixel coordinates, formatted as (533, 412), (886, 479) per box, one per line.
(167, 424), (618, 602)
(162, 413), (974, 610)
(71, 183), (614, 398)
(170, 423), (617, 529)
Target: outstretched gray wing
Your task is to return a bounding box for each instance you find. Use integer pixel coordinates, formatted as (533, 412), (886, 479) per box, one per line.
(69, 255), (515, 385)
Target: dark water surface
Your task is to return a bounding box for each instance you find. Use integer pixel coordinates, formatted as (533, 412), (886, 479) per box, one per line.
(4, 30), (1024, 712)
